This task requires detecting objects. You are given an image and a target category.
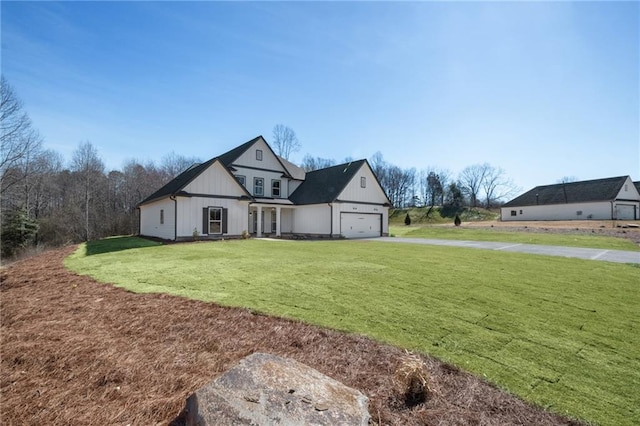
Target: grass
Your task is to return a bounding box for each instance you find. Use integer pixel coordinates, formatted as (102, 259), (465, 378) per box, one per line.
(65, 237), (640, 426)
(390, 225), (640, 251)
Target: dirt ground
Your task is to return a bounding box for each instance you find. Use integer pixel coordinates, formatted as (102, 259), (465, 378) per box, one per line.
(463, 219), (640, 246)
(1, 246), (584, 425)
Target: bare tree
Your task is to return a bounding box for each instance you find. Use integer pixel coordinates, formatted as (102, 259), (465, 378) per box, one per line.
(71, 141), (105, 241)
(557, 176), (578, 184)
(272, 124), (300, 160)
(1, 76), (42, 195)
(160, 151), (201, 182)
(300, 154), (336, 172)
(481, 165), (519, 208)
(458, 164), (488, 208)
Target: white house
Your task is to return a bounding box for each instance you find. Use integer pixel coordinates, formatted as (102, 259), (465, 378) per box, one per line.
(501, 176), (640, 221)
(138, 136), (391, 240)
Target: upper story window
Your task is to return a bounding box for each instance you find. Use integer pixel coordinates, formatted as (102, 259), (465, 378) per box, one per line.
(256, 149), (263, 161)
(272, 180), (281, 197)
(361, 177), (366, 188)
(236, 175), (246, 186)
(254, 177), (264, 196)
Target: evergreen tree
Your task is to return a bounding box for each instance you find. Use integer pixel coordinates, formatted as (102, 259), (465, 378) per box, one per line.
(1, 208), (39, 257)
(404, 212), (411, 226)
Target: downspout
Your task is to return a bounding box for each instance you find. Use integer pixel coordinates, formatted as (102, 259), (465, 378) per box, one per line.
(170, 195), (177, 241)
(329, 203), (333, 237)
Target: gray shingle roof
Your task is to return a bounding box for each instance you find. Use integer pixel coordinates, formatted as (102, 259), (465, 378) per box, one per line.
(289, 160), (367, 205)
(503, 176), (630, 207)
(139, 137), (384, 207)
(138, 159), (216, 205)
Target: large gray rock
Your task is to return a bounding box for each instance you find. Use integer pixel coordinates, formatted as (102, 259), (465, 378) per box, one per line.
(184, 352), (370, 425)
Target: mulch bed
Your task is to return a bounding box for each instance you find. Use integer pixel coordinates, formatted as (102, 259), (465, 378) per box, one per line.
(1, 246), (581, 425)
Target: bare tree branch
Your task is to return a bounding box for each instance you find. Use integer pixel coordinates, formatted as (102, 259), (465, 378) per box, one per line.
(272, 124), (300, 160)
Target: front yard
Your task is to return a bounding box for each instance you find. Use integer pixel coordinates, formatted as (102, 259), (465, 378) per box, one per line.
(65, 236), (640, 425)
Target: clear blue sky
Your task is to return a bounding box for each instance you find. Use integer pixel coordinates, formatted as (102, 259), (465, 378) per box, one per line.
(2, 1), (638, 193)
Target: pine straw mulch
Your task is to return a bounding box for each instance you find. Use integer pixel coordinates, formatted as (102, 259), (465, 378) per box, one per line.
(1, 246), (581, 425)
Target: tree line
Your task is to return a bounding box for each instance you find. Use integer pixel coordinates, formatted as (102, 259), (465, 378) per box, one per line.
(1, 77), (518, 258)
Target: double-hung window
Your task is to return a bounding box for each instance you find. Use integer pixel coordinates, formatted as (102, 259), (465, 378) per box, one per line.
(272, 180), (281, 197)
(254, 177), (264, 196)
(236, 175), (246, 186)
(209, 207), (222, 234)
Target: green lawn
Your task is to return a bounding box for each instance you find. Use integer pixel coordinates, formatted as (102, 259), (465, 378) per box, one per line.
(65, 237), (640, 425)
(390, 225), (640, 251)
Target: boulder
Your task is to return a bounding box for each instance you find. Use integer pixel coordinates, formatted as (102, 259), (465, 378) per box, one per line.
(184, 352), (369, 425)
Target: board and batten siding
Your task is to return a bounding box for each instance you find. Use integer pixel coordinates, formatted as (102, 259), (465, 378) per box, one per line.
(183, 160), (247, 197)
(232, 138), (284, 171)
(291, 204), (332, 235)
(176, 197), (249, 238)
(139, 198), (176, 240)
(337, 163), (390, 204)
(233, 166), (289, 198)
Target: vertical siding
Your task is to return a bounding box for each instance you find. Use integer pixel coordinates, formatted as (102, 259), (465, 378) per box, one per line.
(233, 138), (284, 171)
(337, 163), (390, 204)
(140, 198), (175, 240)
(176, 197), (249, 238)
(291, 205), (331, 234)
(183, 160), (247, 197)
(233, 166), (289, 198)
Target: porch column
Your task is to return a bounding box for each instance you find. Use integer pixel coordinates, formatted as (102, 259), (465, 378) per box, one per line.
(275, 206), (281, 237)
(256, 206), (263, 238)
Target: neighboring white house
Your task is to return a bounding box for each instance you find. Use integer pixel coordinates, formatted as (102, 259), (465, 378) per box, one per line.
(138, 136), (391, 240)
(501, 176), (640, 221)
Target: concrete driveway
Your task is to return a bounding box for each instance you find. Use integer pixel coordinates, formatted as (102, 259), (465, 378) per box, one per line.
(373, 237), (640, 264)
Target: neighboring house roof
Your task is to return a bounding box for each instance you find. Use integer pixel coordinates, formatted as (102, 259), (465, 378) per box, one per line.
(503, 176), (632, 208)
(289, 160), (367, 205)
(635, 181), (640, 194)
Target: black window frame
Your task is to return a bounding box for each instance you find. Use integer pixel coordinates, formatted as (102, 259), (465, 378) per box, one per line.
(272, 179), (281, 198)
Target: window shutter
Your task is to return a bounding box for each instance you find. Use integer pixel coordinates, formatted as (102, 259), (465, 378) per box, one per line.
(222, 208), (228, 234)
(202, 207), (209, 235)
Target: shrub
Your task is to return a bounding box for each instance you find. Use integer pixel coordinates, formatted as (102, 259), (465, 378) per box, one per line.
(241, 230), (250, 239)
(404, 213), (411, 226)
(454, 214), (461, 226)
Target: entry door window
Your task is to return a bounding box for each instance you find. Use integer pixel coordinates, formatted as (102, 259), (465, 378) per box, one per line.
(271, 211), (277, 233)
(209, 208), (222, 234)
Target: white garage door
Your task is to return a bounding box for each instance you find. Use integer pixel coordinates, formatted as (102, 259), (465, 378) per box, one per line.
(341, 213), (381, 238)
(617, 205), (636, 220)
